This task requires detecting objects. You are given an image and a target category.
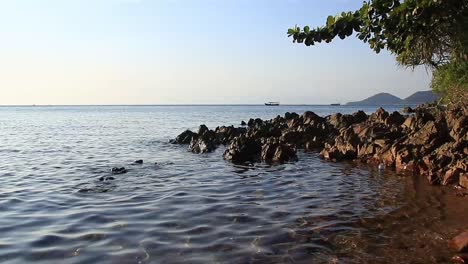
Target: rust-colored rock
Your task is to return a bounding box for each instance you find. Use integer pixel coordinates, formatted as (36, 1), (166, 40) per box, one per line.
(450, 231), (468, 253)
(452, 254), (468, 264)
(443, 168), (463, 186)
(460, 174), (468, 189)
(172, 103), (466, 188)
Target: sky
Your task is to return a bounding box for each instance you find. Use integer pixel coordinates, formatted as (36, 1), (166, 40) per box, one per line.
(0, 0), (431, 105)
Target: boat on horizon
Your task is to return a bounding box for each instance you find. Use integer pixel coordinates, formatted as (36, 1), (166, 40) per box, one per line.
(265, 102), (280, 106)
(330, 103), (341, 106)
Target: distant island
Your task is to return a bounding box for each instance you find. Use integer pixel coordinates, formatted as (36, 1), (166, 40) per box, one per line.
(347, 90), (438, 106)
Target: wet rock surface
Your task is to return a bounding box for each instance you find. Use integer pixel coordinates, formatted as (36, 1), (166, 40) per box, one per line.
(172, 102), (467, 188)
(450, 231), (468, 253)
(111, 167), (127, 174)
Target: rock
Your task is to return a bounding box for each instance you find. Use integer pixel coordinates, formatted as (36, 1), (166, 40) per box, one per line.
(261, 141), (297, 163)
(134, 159), (143, 164)
(188, 125), (218, 153)
(241, 120), (247, 126)
(351, 110), (368, 124)
(459, 174), (468, 189)
(223, 135), (262, 162)
(402, 106), (414, 114)
(320, 144), (343, 161)
(443, 168), (463, 186)
(111, 167), (127, 174)
(99, 176), (115, 181)
(215, 126), (243, 144)
(401, 110), (435, 132)
(328, 113), (345, 128)
(450, 231), (468, 253)
(410, 120), (447, 146)
(384, 111), (405, 126)
(171, 130), (197, 144)
(189, 137), (216, 153)
(284, 112), (299, 120)
(247, 118), (263, 128)
(172, 104), (467, 184)
(280, 130), (304, 146)
(302, 111), (323, 125)
(451, 254), (468, 263)
(370, 107), (389, 124)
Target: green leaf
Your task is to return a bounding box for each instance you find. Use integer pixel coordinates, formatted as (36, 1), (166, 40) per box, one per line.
(305, 35), (314, 46)
(304, 26), (310, 34)
(326, 16), (335, 28)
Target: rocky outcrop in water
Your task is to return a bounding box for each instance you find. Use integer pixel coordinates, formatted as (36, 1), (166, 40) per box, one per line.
(171, 102), (468, 188)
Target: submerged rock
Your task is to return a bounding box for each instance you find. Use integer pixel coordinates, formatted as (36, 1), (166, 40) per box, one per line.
(134, 159), (143, 164)
(111, 167), (127, 174)
(99, 176), (115, 181)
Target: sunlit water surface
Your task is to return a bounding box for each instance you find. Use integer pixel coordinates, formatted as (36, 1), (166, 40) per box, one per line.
(1, 105), (466, 263)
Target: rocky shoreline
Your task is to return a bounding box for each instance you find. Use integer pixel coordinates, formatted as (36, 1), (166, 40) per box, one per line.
(171, 102), (468, 260)
(171, 103), (467, 189)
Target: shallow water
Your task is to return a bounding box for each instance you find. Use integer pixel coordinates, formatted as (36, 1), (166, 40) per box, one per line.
(0, 105), (466, 263)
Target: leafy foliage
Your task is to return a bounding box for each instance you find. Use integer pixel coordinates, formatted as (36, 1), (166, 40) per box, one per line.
(431, 61), (468, 104)
(288, 0), (468, 68)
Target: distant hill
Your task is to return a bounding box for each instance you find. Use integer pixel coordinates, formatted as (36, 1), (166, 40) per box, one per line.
(347, 92), (403, 105)
(346, 90), (437, 105)
(403, 90), (438, 104)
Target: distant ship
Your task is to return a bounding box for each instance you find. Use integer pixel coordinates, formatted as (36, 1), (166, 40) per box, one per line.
(330, 103), (341, 106)
(265, 102), (280, 106)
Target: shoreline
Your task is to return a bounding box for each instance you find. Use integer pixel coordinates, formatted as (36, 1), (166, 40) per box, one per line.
(172, 102), (467, 188)
(171, 102), (468, 260)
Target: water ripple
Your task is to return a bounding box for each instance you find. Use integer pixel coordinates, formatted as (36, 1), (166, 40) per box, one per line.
(0, 105), (464, 263)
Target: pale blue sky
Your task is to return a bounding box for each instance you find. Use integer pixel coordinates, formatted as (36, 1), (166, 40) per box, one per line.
(0, 0), (431, 105)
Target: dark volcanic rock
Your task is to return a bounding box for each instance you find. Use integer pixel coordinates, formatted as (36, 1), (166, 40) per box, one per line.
(215, 126), (244, 145)
(189, 125), (218, 153)
(189, 137), (217, 153)
(284, 112), (299, 120)
(223, 135), (262, 162)
(402, 106), (415, 114)
(111, 167), (127, 174)
(302, 111), (324, 125)
(260, 139), (297, 163)
(385, 111), (405, 126)
(171, 130), (197, 144)
(172, 102), (466, 188)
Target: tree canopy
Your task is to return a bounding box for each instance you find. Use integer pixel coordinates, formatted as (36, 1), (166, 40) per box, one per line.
(288, 0), (468, 68)
(288, 0), (468, 102)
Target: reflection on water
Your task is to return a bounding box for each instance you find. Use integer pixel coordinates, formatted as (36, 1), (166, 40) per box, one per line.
(0, 105), (465, 263)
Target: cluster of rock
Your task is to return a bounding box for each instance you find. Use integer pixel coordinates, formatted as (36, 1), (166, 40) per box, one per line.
(171, 102), (467, 188)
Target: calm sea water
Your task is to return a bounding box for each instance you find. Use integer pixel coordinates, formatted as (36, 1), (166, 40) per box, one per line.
(0, 105), (461, 263)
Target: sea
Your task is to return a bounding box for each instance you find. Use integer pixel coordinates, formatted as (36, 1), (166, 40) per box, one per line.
(0, 105), (464, 263)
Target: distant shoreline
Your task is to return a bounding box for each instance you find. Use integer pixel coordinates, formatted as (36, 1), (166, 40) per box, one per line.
(0, 103), (420, 107)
